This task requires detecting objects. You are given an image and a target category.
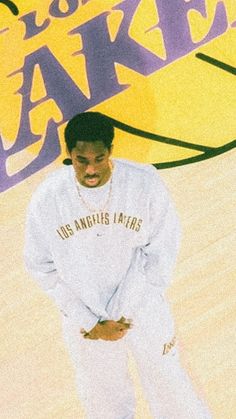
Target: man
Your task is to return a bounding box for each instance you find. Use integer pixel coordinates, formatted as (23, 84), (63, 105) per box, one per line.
(24, 112), (211, 418)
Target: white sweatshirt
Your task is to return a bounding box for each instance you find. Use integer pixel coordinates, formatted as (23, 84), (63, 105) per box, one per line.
(24, 158), (181, 332)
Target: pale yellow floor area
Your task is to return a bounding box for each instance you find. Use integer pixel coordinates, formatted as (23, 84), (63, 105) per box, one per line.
(0, 149), (235, 419)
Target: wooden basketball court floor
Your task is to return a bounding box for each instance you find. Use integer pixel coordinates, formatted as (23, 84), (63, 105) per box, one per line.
(0, 148), (235, 418)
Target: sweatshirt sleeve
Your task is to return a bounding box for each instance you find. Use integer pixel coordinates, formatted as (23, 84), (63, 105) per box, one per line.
(142, 170), (181, 290)
(24, 199), (99, 332)
(106, 168), (181, 320)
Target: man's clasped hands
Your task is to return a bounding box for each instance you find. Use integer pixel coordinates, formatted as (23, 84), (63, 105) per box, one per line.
(80, 316), (133, 341)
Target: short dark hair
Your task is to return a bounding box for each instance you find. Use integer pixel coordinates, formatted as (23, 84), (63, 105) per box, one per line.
(64, 112), (114, 153)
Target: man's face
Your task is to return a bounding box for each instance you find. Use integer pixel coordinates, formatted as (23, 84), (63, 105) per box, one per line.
(70, 141), (113, 188)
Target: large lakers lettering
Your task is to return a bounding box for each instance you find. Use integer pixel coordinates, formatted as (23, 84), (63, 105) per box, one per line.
(0, 0), (233, 192)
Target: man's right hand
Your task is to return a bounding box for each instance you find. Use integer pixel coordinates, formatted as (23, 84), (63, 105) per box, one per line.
(81, 317), (133, 341)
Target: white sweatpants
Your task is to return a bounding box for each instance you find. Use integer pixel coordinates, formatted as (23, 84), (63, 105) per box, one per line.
(61, 286), (212, 419)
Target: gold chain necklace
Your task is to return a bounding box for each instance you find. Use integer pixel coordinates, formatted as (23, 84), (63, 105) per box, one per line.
(76, 161), (114, 213)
